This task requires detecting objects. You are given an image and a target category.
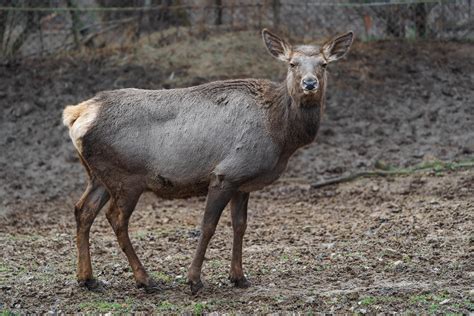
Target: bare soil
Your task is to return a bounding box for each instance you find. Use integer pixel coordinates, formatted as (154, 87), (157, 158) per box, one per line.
(0, 34), (473, 313)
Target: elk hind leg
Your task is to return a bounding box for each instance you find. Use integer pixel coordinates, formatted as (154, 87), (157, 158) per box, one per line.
(106, 188), (159, 293)
(75, 179), (110, 289)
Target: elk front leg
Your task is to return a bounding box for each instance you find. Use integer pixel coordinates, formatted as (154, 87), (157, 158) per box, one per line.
(229, 191), (250, 288)
(187, 177), (235, 295)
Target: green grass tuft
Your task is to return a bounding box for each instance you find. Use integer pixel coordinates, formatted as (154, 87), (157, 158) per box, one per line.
(151, 271), (172, 283)
(79, 299), (133, 313)
(359, 296), (377, 306)
(193, 302), (206, 315)
(157, 300), (176, 311)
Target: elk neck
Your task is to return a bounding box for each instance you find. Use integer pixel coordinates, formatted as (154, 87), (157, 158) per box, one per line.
(264, 78), (326, 153)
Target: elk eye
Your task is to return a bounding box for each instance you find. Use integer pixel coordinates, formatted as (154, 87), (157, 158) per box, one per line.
(289, 62), (297, 68)
(321, 63), (328, 69)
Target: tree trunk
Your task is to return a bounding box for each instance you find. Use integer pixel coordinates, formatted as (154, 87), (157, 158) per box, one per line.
(215, 0), (222, 26)
(66, 0), (83, 48)
(414, 3), (427, 38)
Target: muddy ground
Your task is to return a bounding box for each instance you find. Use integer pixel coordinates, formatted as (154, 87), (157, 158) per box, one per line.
(0, 34), (473, 313)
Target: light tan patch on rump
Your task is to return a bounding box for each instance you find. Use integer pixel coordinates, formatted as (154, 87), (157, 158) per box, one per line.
(62, 100), (100, 152)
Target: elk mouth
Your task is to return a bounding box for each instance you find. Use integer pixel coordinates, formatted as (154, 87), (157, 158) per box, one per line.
(302, 86), (319, 94)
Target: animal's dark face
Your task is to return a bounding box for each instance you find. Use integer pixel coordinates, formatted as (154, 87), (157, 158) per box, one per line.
(262, 29), (353, 100)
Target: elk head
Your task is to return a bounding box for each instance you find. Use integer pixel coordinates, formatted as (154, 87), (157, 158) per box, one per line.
(262, 29), (353, 105)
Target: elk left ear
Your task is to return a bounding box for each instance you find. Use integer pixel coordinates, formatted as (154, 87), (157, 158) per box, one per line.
(321, 31), (354, 63)
(262, 28), (292, 62)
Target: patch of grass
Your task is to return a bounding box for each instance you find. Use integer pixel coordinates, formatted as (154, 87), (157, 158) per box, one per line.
(273, 295), (287, 304)
(0, 263), (12, 273)
(0, 262), (28, 282)
(79, 299), (134, 313)
(175, 275), (187, 284)
(357, 295), (400, 307)
(151, 271), (172, 283)
(359, 296), (377, 306)
(410, 294), (429, 304)
(1, 310), (17, 316)
(463, 300), (474, 310)
(208, 259), (224, 269)
(193, 302), (206, 315)
(408, 293), (452, 314)
(156, 300), (176, 311)
(280, 254), (289, 262)
(410, 293), (449, 304)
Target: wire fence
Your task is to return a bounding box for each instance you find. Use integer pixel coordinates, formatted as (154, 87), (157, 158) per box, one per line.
(0, 0), (472, 62)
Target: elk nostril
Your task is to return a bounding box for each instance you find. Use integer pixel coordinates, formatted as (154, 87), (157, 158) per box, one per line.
(302, 79), (318, 90)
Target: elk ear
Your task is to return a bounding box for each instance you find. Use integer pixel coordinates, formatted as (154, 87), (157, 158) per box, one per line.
(321, 31), (354, 63)
(262, 28), (292, 62)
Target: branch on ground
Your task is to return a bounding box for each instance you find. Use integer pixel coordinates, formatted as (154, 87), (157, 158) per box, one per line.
(311, 159), (474, 189)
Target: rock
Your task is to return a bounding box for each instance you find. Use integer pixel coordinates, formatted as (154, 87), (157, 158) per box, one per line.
(10, 102), (36, 118)
(305, 296), (315, 304)
(375, 160), (390, 170)
(441, 88), (454, 97)
(387, 202), (402, 213)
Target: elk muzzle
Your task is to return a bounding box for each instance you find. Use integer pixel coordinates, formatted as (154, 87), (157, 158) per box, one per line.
(301, 76), (319, 93)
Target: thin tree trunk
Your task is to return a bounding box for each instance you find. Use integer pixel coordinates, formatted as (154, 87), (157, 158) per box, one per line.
(66, 0), (83, 49)
(414, 3), (427, 38)
(215, 0), (222, 26)
(9, 11), (36, 57)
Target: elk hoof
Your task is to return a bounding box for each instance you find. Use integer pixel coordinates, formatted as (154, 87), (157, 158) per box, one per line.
(230, 276), (251, 288)
(78, 278), (104, 292)
(137, 279), (161, 294)
(188, 279), (204, 295)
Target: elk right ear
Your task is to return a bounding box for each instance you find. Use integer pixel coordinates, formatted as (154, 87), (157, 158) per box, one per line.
(321, 31), (354, 63)
(262, 29), (292, 62)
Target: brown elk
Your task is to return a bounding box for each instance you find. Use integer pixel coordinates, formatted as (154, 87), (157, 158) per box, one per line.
(62, 29), (353, 294)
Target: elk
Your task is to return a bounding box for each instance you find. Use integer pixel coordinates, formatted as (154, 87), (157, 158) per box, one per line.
(62, 29), (353, 294)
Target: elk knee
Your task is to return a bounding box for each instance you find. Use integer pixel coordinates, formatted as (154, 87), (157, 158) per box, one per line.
(201, 223), (217, 238)
(233, 220), (247, 232)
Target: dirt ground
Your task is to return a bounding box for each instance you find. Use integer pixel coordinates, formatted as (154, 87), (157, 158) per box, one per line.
(0, 32), (473, 313)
